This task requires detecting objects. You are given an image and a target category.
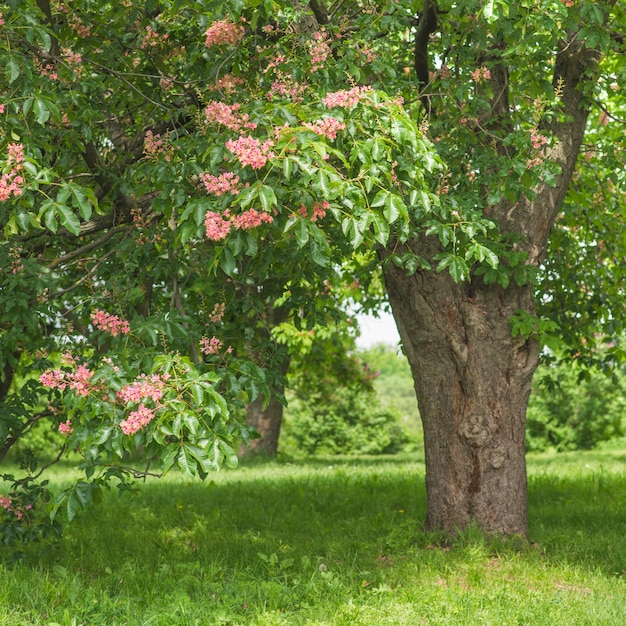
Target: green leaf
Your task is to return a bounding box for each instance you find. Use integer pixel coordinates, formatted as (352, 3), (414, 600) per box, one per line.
(66, 492), (79, 522)
(371, 213), (390, 246)
(186, 444), (216, 472)
(295, 219), (309, 248)
(258, 185), (277, 212)
(72, 187), (93, 221)
(177, 446), (197, 478)
(6, 59), (19, 84)
(371, 190), (389, 208)
(384, 194), (406, 224)
(282, 156), (294, 180)
(161, 445), (179, 473)
(58, 205), (81, 235)
(44, 204), (59, 233)
(436, 255), (469, 282)
(34, 98), (50, 125)
(218, 440), (238, 469)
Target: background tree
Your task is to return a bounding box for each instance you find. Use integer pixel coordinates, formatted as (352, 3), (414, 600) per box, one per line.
(2, 0), (626, 545)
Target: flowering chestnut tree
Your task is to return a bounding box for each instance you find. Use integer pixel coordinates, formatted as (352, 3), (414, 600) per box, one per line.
(1, 0), (626, 545)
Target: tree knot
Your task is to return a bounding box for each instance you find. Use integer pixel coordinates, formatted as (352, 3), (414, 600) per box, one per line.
(459, 415), (491, 446)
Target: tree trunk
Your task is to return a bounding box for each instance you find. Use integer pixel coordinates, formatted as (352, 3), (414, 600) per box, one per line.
(383, 252), (539, 536)
(239, 356), (290, 457)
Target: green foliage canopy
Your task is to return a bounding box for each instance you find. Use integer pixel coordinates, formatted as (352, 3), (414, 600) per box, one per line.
(1, 0), (626, 544)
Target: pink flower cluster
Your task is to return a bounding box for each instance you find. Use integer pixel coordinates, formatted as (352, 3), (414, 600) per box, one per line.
(322, 86), (373, 109)
(0, 496), (32, 520)
(143, 130), (172, 160)
(232, 208), (274, 230)
(210, 302), (226, 323)
(204, 211), (233, 241)
(530, 130), (548, 150)
(303, 117), (346, 140)
(58, 419), (73, 435)
(140, 25), (169, 49)
(309, 29), (331, 71)
(204, 18), (245, 48)
(267, 73), (307, 102)
(205, 101), (256, 131)
(120, 404), (156, 435)
(201, 171), (241, 196)
(298, 200), (329, 223)
(225, 135), (275, 169)
(40, 364), (94, 397)
(62, 47), (83, 79)
(359, 45), (377, 63)
(204, 208), (274, 241)
(201, 336), (223, 355)
(0, 143), (25, 202)
(91, 309), (130, 336)
(117, 373), (168, 404)
(471, 66), (491, 83)
(263, 53), (286, 74)
(210, 74), (244, 94)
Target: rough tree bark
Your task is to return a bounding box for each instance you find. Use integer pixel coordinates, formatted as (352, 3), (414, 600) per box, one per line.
(379, 16), (606, 536)
(239, 356), (290, 457)
(239, 305), (290, 458)
(382, 249), (538, 534)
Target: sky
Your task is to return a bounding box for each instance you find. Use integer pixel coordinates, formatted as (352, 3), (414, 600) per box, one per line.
(355, 310), (401, 349)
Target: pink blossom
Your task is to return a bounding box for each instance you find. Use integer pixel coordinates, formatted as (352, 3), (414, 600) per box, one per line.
(91, 309), (130, 336)
(201, 171), (241, 196)
(205, 211), (232, 241)
(143, 130), (164, 157)
(232, 208), (273, 230)
(117, 374), (168, 404)
(7, 143), (24, 164)
(322, 86), (373, 109)
(267, 73), (307, 102)
(471, 67), (491, 83)
(309, 29), (331, 71)
(120, 404), (156, 435)
(0, 169), (24, 201)
(210, 302), (226, 323)
(140, 25), (168, 49)
(201, 336), (223, 355)
(58, 420), (73, 435)
(211, 74), (244, 94)
(298, 201), (329, 222)
(263, 53), (285, 74)
(359, 45), (377, 63)
(68, 364), (94, 396)
(0, 496), (11, 510)
(530, 130), (548, 150)
(303, 117), (346, 140)
(204, 18), (245, 48)
(204, 101), (256, 131)
(225, 135), (275, 169)
(40, 369), (67, 390)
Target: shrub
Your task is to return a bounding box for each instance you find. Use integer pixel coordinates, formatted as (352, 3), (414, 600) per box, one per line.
(281, 385), (408, 456)
(526, 363), (626, 451)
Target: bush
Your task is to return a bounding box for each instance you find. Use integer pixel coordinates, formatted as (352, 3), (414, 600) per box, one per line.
(281, 385), (408, 456)
(526, 363), (626, 451)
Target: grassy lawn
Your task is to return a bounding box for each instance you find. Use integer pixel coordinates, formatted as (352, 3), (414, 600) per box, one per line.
(1, 448), (626, 625)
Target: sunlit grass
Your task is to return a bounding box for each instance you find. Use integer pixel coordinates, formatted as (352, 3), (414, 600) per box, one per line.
(1, 450), (625, 625)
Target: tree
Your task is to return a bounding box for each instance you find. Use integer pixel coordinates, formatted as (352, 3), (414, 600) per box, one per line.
(1, 0), (625, 544)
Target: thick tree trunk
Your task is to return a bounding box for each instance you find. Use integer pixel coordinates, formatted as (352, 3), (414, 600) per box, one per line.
(383, 254), (539, 536)
(239, 356), (290, 457)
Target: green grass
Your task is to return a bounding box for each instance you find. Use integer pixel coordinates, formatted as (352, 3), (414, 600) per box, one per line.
(1, 449), (626, 625)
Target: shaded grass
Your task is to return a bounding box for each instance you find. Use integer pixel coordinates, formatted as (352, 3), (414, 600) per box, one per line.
(1, 450), (626, 625)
